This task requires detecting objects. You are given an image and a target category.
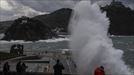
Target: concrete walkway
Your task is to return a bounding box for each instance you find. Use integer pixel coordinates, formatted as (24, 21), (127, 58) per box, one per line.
(0, 71), (75, 75)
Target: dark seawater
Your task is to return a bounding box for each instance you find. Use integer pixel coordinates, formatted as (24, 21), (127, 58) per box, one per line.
(0, 36), (134, 71)
(111, 36), (134, 69)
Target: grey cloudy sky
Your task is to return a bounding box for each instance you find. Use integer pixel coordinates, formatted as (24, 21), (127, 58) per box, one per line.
(0, 0), (134, 21)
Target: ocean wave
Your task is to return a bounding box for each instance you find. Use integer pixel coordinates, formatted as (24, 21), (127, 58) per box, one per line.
(0, 40), (33, 44)
(37, 38), (70, 43)
(110, 35), (134, 37)
(0, 37), (70, 44)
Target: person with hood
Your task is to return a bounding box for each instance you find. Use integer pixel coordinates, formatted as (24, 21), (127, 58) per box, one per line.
(94, 66), (105, 75)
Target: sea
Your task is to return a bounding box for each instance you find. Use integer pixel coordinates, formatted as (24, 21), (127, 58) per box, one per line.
(0, 35), (134, 72)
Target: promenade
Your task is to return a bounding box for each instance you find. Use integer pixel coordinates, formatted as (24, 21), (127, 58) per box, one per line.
(0, 71), (74, 75)
(0, 50), (76, 74)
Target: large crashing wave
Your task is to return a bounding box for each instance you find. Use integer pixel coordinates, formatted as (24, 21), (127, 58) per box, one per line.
(69, 1), (132, 75)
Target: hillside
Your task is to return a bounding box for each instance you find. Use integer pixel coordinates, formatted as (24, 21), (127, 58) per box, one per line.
(101, 1), (134, 35)
(0, 21), (13, 33)
(2, 16), (54, 41)
(1, 8), (72, 41)
(34, 8), (72, 32)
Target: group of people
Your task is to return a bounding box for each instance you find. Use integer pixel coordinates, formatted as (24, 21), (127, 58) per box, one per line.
(10, 44), (24, 55)
(16, 61), (28, 73)
(53, 59), (105, 75)
(3, 61), (27, 75)
(2, 59), (105, 75)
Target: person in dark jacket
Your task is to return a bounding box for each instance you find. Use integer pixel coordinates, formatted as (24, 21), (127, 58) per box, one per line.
(16, 61), (22, 72)
(94, 66), (105, 75)
(20, 45), (24, 55)
(21, 62), (27, 72)
(3, 62), (10, 75)
(53, 59), (64, 75)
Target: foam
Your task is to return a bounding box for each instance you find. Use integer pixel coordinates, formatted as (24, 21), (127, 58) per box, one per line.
(69, 0), (132, 75)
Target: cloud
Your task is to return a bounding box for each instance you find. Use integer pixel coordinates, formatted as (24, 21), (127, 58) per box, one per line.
(0, 0), (49, 21)
(12, 0), (77, 12)
(0, 0), (13, 10)
(0, 0), (134, 21)
(0, 0), (78, 21)
(0, 4), (45, 21)
(0, 0), (45, 21)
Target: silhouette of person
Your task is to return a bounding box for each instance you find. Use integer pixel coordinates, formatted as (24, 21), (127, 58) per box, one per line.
(21, 62), (27, 72)
(3, 62), (10, 75)
(53, 59), (64, 75)
(12, 44), (19, 55)
(20, 45), (24, 55)
(10, 44), (16, 54)
(17, 44), (21, 55)
(10, 45), (14, 53)
(16, 61), (22, 72)
(94, 66), (105, 75)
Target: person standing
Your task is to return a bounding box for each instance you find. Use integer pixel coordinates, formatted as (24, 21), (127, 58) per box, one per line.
(21, 62), (27, 75)
(20, 45), (24, 55)
(53, 59), (65, 75)
(16, 61), (22, 73)
(21, 62), (27, 72)
(3, 62), (10, 75)
(94, 66), (105, 75)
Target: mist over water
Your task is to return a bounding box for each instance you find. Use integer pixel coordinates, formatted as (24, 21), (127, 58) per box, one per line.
(69, 1), (132, 75)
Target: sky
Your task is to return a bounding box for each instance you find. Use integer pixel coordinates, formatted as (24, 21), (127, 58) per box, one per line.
(0, 0), (134, 21)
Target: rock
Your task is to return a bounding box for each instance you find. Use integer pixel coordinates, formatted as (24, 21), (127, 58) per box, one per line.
(2, 16), (53, 41)
(101, 0), (134, 35)
(34, 8), (72, 33)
